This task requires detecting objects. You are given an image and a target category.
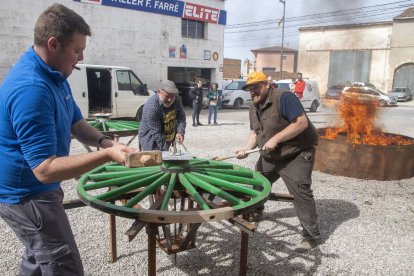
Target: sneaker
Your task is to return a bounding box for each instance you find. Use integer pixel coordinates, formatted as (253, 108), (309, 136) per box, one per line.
(192, 124), (197, 127)
(214, 122), (218, 125)
(295, 238), (319, 252)
(197, 122), (203, 126)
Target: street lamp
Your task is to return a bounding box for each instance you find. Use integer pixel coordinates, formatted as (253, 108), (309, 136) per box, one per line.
(279, 0), (286, 79)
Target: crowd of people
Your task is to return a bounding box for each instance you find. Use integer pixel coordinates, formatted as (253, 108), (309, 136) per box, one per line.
(0, 4), (320, 274)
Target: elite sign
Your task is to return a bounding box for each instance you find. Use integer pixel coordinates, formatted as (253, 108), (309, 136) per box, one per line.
(74, 0), (227, 25)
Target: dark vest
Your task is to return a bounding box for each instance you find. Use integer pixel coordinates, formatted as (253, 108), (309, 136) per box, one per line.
(249, 88), (318, 160)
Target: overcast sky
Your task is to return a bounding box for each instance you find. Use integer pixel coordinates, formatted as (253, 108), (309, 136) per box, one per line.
(223, 0), (414, 61)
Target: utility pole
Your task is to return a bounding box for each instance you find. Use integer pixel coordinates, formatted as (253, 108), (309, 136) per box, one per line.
(279, 0), (286, 80)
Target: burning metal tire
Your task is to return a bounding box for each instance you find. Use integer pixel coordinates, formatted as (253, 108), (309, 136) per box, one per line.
(315, 128), (414, 180)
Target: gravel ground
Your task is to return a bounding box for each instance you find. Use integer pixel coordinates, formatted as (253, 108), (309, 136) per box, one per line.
(0, 105), (413, 276)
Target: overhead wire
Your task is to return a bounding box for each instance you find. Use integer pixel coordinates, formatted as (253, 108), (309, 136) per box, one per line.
(224, 0), (413, 48)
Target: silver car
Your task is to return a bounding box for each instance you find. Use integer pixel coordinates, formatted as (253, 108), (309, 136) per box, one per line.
(391, 87), (413, 102)
(342, 86), (398, 107)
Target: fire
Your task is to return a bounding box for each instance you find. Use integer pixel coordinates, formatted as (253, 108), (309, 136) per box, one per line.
(321, 94), (414, 145)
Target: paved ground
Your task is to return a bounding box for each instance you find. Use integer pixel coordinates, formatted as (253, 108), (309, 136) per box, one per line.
(0, 100), (413, 275)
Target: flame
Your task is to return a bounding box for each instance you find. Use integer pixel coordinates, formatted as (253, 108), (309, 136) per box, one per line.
(321, 94), (414, 145)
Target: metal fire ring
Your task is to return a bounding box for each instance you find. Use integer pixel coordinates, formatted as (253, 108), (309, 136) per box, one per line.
(77, 158), (271, 224)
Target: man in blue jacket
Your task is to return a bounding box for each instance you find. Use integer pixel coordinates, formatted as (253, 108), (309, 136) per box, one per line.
(0, 4), (135, 275)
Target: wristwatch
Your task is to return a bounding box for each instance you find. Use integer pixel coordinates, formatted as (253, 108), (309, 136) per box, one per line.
(98, 135), (113, 146)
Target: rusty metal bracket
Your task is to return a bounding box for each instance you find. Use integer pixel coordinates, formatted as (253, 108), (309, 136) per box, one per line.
(230, 216), (256, 236)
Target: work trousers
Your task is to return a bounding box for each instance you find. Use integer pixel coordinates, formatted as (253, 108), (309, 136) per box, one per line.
(0, 188), (84, 276)
(256, 147), (320, 240)
(192, 101), (202, 124)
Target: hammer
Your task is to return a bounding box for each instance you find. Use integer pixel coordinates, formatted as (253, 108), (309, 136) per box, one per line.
(211, 148), (260, 161)
(124, 150), (162, 167)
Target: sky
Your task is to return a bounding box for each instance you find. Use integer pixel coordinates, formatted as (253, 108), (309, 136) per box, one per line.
(223, 0), (414, 61)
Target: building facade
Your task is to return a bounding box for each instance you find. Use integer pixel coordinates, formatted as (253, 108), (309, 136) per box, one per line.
(223, 58), (241, 80)
(0, 0), (226, 96)
(298, 7), (414, 96)
(251, 46), (298, 80)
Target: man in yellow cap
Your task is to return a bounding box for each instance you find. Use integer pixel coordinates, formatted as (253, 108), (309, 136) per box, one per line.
(236, 71), (320, 251)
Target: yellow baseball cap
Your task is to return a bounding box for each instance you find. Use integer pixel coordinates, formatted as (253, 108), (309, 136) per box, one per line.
(242, 71), (268, 90)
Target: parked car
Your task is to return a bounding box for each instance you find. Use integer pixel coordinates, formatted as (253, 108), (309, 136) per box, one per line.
(275, 79), (321, 112)
(325, 84), (345, 100)
(390, 87), (413, 102)
(221, 80), (252, 109)
(341, 85), (398, 107)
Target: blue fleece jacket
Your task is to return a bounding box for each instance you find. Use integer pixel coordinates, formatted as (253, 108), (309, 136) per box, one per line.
(0, 47), (83, 203)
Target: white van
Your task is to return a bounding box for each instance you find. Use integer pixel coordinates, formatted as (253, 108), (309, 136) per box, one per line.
(67, 64), (152, 120)
(275, 79), (320, 112)
(221, 80), (252, 109)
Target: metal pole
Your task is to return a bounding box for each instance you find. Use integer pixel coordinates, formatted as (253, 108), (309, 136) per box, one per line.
(279, 0), (286, 79)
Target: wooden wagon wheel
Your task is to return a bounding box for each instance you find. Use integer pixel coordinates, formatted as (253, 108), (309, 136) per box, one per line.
(77, 158), (271, 275)
(77, 158), (271, 224)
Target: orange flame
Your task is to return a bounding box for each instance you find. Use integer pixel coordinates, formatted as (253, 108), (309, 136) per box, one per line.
(321, 94), (414, 145)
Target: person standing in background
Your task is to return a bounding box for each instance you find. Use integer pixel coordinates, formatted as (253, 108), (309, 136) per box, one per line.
(294, 73), (306, 99)
(207, 83), (220, 125)
(190, 79), (204, 127)
(0, 4), (136, 275)
(267, 76), (276, 89)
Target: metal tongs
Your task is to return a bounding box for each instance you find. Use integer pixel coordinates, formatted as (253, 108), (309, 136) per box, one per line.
(162, 142), (192, 161)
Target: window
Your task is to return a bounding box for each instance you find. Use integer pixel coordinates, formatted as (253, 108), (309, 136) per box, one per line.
(116, 70), (148, 95)
(225, 81), (246, 90)
(182, 19), (204, 39)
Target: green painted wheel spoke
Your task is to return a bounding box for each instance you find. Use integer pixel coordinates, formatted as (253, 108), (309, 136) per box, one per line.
(88, 169), (158, 181)
(161, 173), (177, 210)
(89, 121), (99, 127)
(96, 172), (164, 201)
(195, 171), (263, 186)
(192, 163), (234, 169)
(106, 122), (123, 131)
(193, 168), (253, 178)
(107, 121), (136, 130)
(87, 119), (139, 133)
(188, 159), (210, 166)
(104, 165), (160, 172)
(184, 173), (243, 205)
(125, 173), (171, 208)
(191, 172), (260, 197)
(84, 171), (160, 190)
(178, 174), (210, 210)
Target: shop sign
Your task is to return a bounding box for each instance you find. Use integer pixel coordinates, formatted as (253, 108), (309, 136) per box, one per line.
(74, 0), (227, 25)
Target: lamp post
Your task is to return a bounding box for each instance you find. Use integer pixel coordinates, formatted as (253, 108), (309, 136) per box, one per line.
(279, 0), (286, 80)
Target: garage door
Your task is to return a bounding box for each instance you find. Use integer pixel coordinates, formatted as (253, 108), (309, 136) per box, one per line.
(328, 50), (372, 87)
(393, 63), (414, 92)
